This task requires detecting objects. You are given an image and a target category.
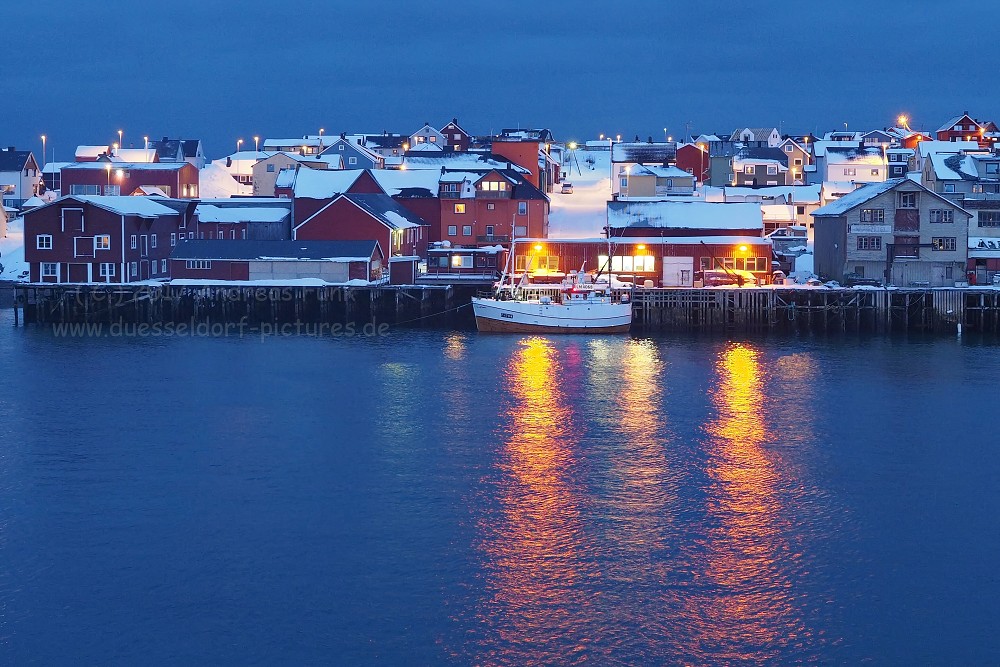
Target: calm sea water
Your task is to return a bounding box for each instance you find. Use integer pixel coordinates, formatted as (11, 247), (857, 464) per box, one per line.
(1, 311), (997, 665)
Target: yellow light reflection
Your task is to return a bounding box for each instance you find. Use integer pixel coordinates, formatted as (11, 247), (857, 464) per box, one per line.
(476, 337), (594, 665)
(693, 343), (804, 661)
(443, 332), (466, 361)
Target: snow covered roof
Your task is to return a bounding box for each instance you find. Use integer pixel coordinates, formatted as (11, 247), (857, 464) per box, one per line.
(340, 193), (424, 230)
(916, 140), (981, 158)
(631, 164), (694, 178)
(724, 184), (821, 203)
(611, 142), (676, 164)
(823, 147), (885, 165)
(761, 204), (797, 221)
(929, 153), (981, 181)
(21, 196), (47, 209)
(113, 148), (157, 163)
(730, 128), (778, 142)
(695, 134), (721, 143)
(63, 161), (188, 171)
(607, 201), (764, 231)
(42, 161), (71, 174)
(937, 115), (980, 133)
(370, 169), (441, 197)
(400, 152), (530, 173)
(32, 195), (181, 217)
(195, 204), (290, 223)
(170, 239), (379, 262)
(290, 169), (370, 198)
(134, 186), (169, 197)
(408, 142), (443, 152)
(262, 138), (330, 149)
(812, 179), (969, 217)
(811, 140), (860, 157)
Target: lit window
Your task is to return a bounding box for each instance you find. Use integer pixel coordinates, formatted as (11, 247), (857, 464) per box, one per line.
(95, 235), (111, 250)
(518, 202), (527, 215)
(454, 203), (466, 214)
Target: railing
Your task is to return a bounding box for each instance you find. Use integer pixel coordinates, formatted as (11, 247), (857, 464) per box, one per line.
(476, 190), (509, 199)
(476, 235), (510, 243)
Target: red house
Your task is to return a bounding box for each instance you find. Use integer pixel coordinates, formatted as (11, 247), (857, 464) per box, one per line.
(438, 169), (549, 245)
(675, 143), (711, 183)
(490, 138), (542, 189)
(24, 195), (186, 282)
(61, 161), (201, 199)
(440, 118), (472, 152)
(293, 192), (429, 257)
(936, 113), (992, 146)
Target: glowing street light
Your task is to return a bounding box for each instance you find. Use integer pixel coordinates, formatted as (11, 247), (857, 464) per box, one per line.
(40, 135), (46, 166)
(568, 141), (577, 150)
(319, 128), (325, 146)
(236, 138), (243, 153)
(253, 135), (260, 154)
(118, 129), (123, 149)
(144, 135), (149, 150)
(105, 162), (111, 187)
(533, 244), (543, 252)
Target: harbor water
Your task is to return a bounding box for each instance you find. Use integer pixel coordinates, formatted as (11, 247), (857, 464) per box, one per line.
(0, 311), (997, 664)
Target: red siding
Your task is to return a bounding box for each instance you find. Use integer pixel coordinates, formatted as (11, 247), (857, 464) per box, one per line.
(490, 140), (541, 188)
(675, 144), (710, 182)
(293, 196), (427, 256)
(60, 163), (200, 198)
(439, 196), (548, 244)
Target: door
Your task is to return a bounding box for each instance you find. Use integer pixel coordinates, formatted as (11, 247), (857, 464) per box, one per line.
(931, 264), (947, 287)
(662, 257), (694, 287)
(140, 259), (150, 280)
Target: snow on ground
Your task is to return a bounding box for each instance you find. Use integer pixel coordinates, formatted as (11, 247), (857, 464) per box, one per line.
(548, 147), (612, 238)
(200, 163), (252, 198)
(0, 217), (28, 281)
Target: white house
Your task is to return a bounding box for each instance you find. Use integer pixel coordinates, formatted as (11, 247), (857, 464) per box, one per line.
(0, 148), (41, 209)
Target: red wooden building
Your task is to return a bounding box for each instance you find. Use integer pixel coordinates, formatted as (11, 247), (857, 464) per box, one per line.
(440, 118), (472, 152)
(936, 113), (992, 146)
(438, 169), (549, 246)
(24, 195), (186, 282)
(675, 143), (711, 183)
(293, 192), (429, 257)
(61, 161), (200, 199)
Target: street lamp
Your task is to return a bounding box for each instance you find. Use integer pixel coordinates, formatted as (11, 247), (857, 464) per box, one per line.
(319, 128), (325, 147)
(105, 162), (111, 189)
(663, 127), (667, 142)
(118, 129), (123, 150)
(40, 135), (46, 167)
(144, 135), (149, 150)
(254, 136), (260, 154)
(698, 142), (707, 183)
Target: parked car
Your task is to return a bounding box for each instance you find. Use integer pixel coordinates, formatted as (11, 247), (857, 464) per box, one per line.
(843, 272), (882, 287)
(702, 269), (758, 287)
(560, 182), (574, 194)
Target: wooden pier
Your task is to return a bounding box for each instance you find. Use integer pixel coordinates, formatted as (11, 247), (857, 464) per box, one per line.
(11, 283), (1000, 335)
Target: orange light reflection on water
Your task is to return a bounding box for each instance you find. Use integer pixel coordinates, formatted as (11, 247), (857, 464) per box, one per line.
(689, 343), (805, 663)
(477, 337), (595, 666)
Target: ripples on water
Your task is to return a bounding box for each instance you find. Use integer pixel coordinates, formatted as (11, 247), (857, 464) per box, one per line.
(1, 316), (998, 665)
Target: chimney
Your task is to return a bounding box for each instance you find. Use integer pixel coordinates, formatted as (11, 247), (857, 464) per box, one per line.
(452, 117), (458, 124)
(162, 137), (168, 142)
(6, 146), (14, 152)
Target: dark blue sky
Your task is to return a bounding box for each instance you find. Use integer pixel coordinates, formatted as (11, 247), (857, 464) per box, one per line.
(5, 0), (994, 161)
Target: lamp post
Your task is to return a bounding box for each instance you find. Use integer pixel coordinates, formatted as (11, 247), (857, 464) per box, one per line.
(118, 129), (123, 150)
(254, 136), (259, 155)
(144, 135), (149, 150)
(698, 142), (707, 184)
(40, 135), (46, 167)
(105, 162), (111, 189)
(319, 128), (325, 147)
(236, 139), (243, 181)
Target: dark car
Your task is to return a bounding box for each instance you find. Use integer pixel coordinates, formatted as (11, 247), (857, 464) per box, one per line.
(843, 272), (881, 287)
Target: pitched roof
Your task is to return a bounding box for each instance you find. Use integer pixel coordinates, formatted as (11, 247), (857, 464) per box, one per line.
(937, 114), (979, 133)
(369, 169), (441, 197)
(147, 138), (185, 160)
(170, 239), (379, 261)
(812, 179), (970, 217)
(730, 128), (778, 142)
(194, 204), (290, 223)
(181, 140), (202, 158)
(611, 142), (676, 164)
(28, 195), (181, 217)
(288, 169), (373, 198)
(631, 164), (694, 178)
(62, 161), (188, 171)
(0, 149), (34, 171)
(929, 153), (982, 181)
(399, 151), (531, 174)
(339, 193), (427, 229)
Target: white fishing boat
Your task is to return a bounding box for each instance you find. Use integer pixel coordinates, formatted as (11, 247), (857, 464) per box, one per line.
(472, 249), (632, 333)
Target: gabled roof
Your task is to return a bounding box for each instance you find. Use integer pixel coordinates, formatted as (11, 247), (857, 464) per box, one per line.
(288, 169), (377, 199)
(28, 195), (180, 217)
(631, 164), (695, 178)
(823, 146), (884, 165)
(195, 204), (290, 223)
(611, 142), (676, 164)
(62, 161), (189, 171)
(812, 179), (971, 217)
(916, 140), (982, 158)
(113, 148), (157, 163)
(170, 239), (380, 262)
(0, 149), (35, 171)
(735, 146), (789, 162)
(75, 145), (111, 160)
(730, 128), (779, 142)
(440, 118), (470, 136)
(361, 133), (408, 150)
(937, 114), (980, 133)
(929, 153), (982, 181)
(408, 142), (443, 152)
(319, 137), (384, 162)
(369, 169), (441, 198)
(341, 193), (426, 229)
(147, 138), (186, 160)
(400, 151), (531, 174)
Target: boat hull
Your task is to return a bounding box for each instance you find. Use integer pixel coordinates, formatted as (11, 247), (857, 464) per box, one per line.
(471, 297), (632, 334)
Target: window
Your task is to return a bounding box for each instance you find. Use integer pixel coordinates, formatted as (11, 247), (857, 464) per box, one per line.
(267, 164), (275, 172)
(598, 255), (656, 272)
(188, 232), (194, 239)
(429, 135), (437, 143)
(860, 208), (885, 223)
(929, 209), (954, 223)
(844, 168), (857, 176)
(898, 192), (918, 208)
(485, 225), (495, 236)
(104, 185), (120, 195)
(170, 232), (177, 246)
(487, 203), (495, 210)
(150, 234), (157, 249)
(454, 203), (466, 214)
(946, 266), (954, 280)
(796, 205), (806, 215)
(767, 165), (777, 175)
(70, 184), (100, 195)
(794, 158), (802, 166)
(99, 263), (115, 277)
(217, 231), (224, 239)
(986, 162), (1000, 175)
(447, 225), (457, 236)
(766, 180), (779, 186)
(620, 178), (628, 188)
(462, 225), (472, 236)
(130, 235), (137, 249)
(931, 237), (957, 251)
(348, 157), (357, 165)
(943, 184), (956, 193)
(514, 225), (527, 236)
(95, 235), (111, 250)
(784, 145), (793, 153)
(129, 262), (138, 277)
(518, 202), (527, 215)
(453, 133), (461, 140)
(184, 260), (212, 269)
(161, 259), (167, 273)
(481, 180), (507, 191)
(42, 263), (57, 277)
(979, 211), (1000, 227)
(36, 234), (53, 249)
(744, 165), (754, 174)
(856, 236), (882, 251)
(870, 169), (879, 176)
